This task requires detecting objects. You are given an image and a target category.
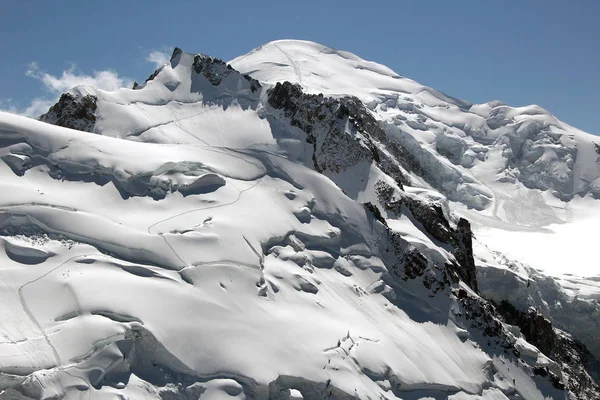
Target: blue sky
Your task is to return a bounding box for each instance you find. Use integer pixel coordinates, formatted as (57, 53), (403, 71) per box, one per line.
(1, 0), (598, 135)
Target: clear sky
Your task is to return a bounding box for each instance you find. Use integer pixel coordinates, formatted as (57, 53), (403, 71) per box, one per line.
(1, 0), (598, 135)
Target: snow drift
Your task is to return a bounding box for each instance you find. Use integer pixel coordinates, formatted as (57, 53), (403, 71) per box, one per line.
(0, 41), (599, 399)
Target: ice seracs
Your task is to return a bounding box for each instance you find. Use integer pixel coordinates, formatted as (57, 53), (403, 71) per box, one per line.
(232, 39), (600, 283)
(0, 40), (599, 399)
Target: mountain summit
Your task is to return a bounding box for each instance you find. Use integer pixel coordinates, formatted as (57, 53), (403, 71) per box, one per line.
(0, 40), (599, 399)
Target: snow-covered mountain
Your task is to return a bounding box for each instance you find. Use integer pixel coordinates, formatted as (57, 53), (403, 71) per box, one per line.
(1, 40), (599, 399)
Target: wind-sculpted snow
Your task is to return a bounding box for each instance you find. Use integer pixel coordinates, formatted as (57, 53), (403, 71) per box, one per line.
(0, 41), (599, 399)
(232, 40), (600, 212)
(475, 240), (600, 371)
(0, 113), (555, 399)
(0, 112), (262, 200)
(232, 41), (600, 356)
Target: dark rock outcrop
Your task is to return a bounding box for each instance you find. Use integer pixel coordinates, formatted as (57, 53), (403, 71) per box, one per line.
(26, 48), (600, 399)
(380, 227), (451, 296)
(193, 54), (260, 92)
(133, 47), (261, 94)
(171, 47), (183, 61)
(452, 218), (477, 293)
(268, 82), (371, 174)
(39, 93), (97, 132)
(267, 82), (479, 294)
(496, 301), (556, 356)
(496, 300), (600, 398)
(267, 81), (408, 186)
(375, 180), (478, 292)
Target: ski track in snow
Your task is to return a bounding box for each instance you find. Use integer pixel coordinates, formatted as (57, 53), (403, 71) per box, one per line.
(148, 178), (263, 269)
(273, 42), (303, 85)
(0, 39), (598, 399)
(18, 252), (105, 395)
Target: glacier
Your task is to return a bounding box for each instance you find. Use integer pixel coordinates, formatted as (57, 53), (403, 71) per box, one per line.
(0, 40), (599, 399)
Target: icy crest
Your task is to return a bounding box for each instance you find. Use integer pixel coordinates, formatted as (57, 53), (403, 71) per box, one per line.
(0, 41), (599, 399)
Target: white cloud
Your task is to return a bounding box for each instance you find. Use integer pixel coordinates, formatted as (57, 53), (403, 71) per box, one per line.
(0, 98), (55, 118)
(26, 62), (132, 93)
(2, 63), (134, 118)
(146, 50), (171, 69)
(20, 98), (57, 118)
(2, 49), (170, 119)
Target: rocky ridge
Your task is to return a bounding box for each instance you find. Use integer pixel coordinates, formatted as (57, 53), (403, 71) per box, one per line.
(1, 42), (595, 399)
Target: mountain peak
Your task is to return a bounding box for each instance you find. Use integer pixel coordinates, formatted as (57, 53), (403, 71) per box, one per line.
(231, 39), (472, 113)
(2, 39), (600, 399)
(170, 46), (183, 62)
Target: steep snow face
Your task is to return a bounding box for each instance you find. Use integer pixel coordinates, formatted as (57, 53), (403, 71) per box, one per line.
(231, 40), (600, 207)
(0, 45), (588, 399)
(231, 40), (600, 278)
(230, 40), (471, 109)
(40, 49), (267, 147)
(232, 40), (600, 371)
(474, 237), (600, 361)
(0, 111), (567, 399)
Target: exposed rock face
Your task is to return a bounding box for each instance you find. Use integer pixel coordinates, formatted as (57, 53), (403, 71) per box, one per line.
(454, 294), (507, 344)
(39, 93), (97, 132)
(497, 301), (556, 355)
(375, 180), (478, 292)
(266, 81), (496, 211)
(133, 46), (261, 94)
(453, 218), (477, 293)
(25, 44), (600, 399)
(192, 54), (232, 86)
(267, 82), (409, 186)
(449, 291), (600, 399)
(268, 82), (375, 174)
(267, 82), (479, 294)
(266, 83), (475, 297)
(192, 54), (261, 92)
(382, 228), (451, 295)
(136, 47), (183, 89)
(496, 300), (600, 398)
(477, 259), (600, 363)
(171, 46), (183, 61)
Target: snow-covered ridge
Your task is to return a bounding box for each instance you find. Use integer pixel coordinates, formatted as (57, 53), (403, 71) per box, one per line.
(2, 108), (570, 399)
(0, 40), (599, 399)
(232, 40), (600, 207)
(232, 41), (600, 367)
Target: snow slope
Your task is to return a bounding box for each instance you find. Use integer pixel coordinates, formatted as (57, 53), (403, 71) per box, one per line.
(232, 40), (600, 380)
(0, 112), (553, 399)
(231, 40), (600, 277)
(0, 41), (598, 399)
